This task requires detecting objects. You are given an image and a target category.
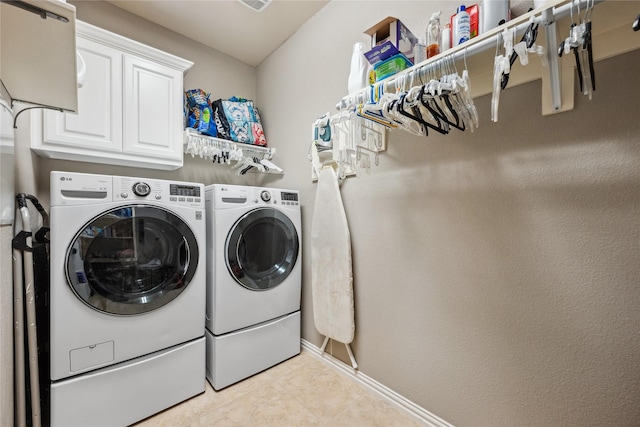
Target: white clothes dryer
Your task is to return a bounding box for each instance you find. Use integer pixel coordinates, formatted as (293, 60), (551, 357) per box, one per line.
(205, 184), (301, 389)
(49, 172), (206, 426)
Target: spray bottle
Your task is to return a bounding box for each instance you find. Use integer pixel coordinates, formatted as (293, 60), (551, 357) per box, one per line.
(413, 37), (427, 64)
(426, 11), (441, 58)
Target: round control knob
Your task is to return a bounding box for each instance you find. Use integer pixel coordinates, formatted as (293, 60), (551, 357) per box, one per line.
(121, 192), (128, 199)
(132, 182), (151, 197)
(260, 190), (271, 202)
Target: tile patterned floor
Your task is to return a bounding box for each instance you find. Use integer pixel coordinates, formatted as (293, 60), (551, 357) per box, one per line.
(134, 350), (425, 426)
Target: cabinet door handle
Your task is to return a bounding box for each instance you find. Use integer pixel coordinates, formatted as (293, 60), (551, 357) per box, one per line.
(77, 51), (87, 89)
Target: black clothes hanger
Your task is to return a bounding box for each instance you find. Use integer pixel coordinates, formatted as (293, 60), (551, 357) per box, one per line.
(558, 23), (585, 92)
(413, 89), (451, 136)
(501, 13), (539, 90)
(584, 20), (595, 91)
(419, 87), (455, 134)
(559, 0), (595, 95)
(389, 97), (430, 136)
(439, 94), (466, 132)
(395, 93), (447, 136)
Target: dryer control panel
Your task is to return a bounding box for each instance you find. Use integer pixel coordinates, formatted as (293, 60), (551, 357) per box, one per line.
(209, 184), (300, 210)
(250, 187), (300, 208)
(251, 188), (299, 208)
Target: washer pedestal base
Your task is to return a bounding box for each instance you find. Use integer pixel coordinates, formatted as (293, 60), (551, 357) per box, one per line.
(51, 337), (205, 427)
(206, 311), (300, 390)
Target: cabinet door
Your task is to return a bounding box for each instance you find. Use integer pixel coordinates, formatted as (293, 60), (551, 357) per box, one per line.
(123, 55), (182, 161)
(42, 37), (123, 152)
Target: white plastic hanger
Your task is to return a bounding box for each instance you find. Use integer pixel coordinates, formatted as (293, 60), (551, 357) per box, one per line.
(492, 27), (516, 122)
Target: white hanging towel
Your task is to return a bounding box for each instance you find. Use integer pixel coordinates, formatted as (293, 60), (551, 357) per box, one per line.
(311, 166), (357, 367)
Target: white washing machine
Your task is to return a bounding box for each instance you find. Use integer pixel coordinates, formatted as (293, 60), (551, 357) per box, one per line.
(205, 184), (301, 390)
(49, 171), (206, 426)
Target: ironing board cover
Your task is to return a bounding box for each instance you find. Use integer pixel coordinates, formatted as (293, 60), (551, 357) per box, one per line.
(311, 166), (355, 344)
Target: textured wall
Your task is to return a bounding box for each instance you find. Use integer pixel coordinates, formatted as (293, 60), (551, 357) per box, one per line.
(3, 1), (639, 426)
(257, 1), (640, 425)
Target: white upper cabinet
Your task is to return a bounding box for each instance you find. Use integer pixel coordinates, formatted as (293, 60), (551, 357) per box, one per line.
(122, 55), (183, 160)
(31, 21), (193, 170)
(41, 36), (123, 153)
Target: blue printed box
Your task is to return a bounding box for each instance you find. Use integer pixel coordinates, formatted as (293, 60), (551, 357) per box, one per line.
(363, 16), (417, 65)
(364, 41), (401, 65)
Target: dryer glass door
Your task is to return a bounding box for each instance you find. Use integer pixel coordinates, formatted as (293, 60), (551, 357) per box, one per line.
(226, 207), (299, 291)
(65, 205), (199, 315)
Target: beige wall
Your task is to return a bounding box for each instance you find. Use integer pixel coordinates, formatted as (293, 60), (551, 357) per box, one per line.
(257, 1), (640, 426)
(3, 1), (639, 426)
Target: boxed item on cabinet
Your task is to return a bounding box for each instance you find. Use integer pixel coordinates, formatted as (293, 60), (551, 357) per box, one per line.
(363, 16), (418, 65)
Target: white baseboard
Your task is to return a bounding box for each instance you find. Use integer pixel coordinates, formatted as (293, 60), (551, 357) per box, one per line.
(300, 339), (454, 427)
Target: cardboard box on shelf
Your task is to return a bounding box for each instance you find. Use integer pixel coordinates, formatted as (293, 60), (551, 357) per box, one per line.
(364, 16), (418, 65)
(364, 41), (402, 65)
(468, 4), (479, 38)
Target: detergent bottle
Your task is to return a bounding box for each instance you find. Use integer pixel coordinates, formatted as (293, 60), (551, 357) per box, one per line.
(453, 5), (471, 47)
(348, 42), (370, 94)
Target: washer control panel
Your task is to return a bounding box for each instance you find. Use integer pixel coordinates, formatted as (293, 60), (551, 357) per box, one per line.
(113, 176), (203, 208)
(51, 172), (204, 209)
(132, 182), (151, 197)
(279, 191), (299, 206)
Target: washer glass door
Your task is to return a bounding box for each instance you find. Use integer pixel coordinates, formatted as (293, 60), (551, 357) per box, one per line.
(226, 207), (299, 291)
(65, 205), (199, 315)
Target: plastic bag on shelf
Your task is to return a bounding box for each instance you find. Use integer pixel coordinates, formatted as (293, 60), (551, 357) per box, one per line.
(212, 96), (267, 146)
(184, 89), (217, 137)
